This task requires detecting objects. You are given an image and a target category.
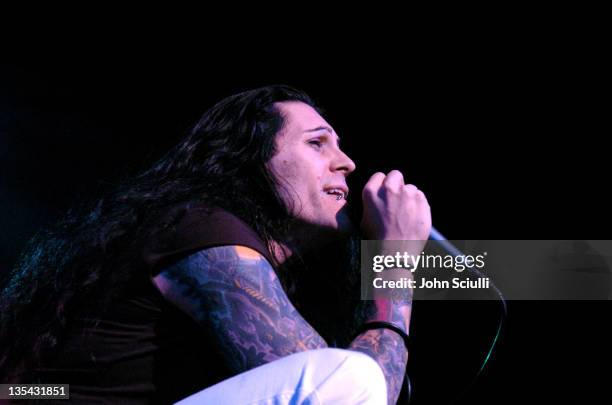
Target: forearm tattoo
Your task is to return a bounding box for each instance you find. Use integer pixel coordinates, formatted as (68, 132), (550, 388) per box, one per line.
(154, 246), (327, 373)
(349, 298), (411, 404)
(350, 329), (408, 405)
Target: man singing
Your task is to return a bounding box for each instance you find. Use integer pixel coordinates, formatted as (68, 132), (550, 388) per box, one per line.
(0, 85), (431, 404)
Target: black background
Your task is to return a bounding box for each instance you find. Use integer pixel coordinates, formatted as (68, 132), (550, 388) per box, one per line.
(1, 38), (610, 404)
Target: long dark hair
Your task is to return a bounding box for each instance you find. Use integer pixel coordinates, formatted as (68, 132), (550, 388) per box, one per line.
(0, 85), (363, 380)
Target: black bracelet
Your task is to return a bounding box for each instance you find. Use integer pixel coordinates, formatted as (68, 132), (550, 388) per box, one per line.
(356, 321), (410, 350)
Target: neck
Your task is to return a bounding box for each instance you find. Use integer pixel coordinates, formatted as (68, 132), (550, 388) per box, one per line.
(268, 223), (353, 267)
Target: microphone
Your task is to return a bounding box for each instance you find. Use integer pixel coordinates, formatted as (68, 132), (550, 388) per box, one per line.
(429, 226), (506, 303)
(428, 226), (464, 258)
(428, 226), (507, 387)
(429, 226), (496, 285)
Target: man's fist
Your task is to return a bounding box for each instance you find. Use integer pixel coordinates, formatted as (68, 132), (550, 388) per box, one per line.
(360, 170), (432, 242)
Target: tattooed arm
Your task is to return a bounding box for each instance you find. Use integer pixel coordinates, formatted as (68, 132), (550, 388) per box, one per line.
(153, 245), (327, 371)
(153, 245), (410, 404)
(349, 297), (411, 404)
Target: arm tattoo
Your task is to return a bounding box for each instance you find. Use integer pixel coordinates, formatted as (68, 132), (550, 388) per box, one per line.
(349, 329), (408, 405)
(156, 245), (410, 403)
(154, 246), (327, 373)
(349, 298), (411, 405)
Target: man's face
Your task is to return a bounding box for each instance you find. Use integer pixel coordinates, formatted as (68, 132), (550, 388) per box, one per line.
(267, 101), (356, 236)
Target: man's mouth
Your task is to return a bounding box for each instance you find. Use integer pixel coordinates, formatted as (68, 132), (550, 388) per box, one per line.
(323, 186), (349, 201)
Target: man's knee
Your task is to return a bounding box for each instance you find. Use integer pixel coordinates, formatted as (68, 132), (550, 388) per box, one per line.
(341, 350), (387, 396)
(306, 348), (387, 403)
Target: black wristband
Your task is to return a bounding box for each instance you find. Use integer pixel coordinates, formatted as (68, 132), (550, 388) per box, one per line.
(356, 321), (410, 350)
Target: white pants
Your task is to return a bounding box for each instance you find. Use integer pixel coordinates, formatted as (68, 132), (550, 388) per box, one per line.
(175, 348), (388, 405)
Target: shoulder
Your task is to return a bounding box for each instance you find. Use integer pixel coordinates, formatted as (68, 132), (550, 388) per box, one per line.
(152, 244), (282, 325)
(142, 201), (275, 274)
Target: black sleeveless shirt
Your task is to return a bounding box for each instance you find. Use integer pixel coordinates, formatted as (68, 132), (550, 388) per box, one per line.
(27, 203), (274, 404)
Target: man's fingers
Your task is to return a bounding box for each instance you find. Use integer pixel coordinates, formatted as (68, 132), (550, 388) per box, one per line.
(364, 171), (427, 203)
(382, 170), (405, 195)
(403, 184), (420, 199)
(363, 172), (386, 199)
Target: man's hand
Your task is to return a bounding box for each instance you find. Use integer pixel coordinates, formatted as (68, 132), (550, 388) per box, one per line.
(354, 170), (432, 403)
(360, 170), (432, 244)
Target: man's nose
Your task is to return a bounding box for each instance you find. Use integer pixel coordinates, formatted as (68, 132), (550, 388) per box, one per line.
(332, 150), (356, 175)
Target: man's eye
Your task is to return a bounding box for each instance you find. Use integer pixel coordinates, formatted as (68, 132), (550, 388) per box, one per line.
(308, 139), (323, 148)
